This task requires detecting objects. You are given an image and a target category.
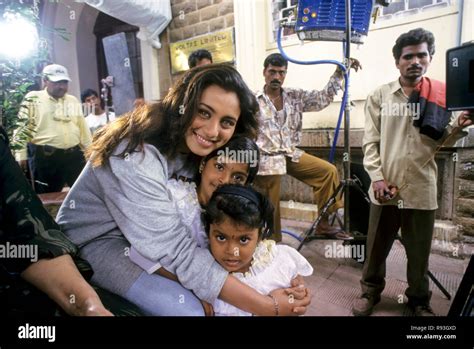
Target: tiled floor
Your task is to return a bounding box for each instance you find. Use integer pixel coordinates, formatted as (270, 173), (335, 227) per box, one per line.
(280, 219), (470, 316)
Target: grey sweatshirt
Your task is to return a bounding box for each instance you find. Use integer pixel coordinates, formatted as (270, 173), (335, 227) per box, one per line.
(56, 141), (228, 302)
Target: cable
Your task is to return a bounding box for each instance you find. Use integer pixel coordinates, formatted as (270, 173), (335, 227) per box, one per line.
(276, 27), (349, 164)
(281, 229), (304, 242)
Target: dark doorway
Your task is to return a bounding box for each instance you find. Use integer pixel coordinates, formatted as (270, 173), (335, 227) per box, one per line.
(93, 12), (144, 109)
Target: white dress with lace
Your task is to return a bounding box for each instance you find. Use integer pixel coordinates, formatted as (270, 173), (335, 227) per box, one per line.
(213, 239), (314, 316)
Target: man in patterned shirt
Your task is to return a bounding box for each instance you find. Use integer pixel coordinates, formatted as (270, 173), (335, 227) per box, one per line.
(254, 53), (360, 242)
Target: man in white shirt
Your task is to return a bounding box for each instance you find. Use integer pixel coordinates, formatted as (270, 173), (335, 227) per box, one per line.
(81, 89), (116, 134)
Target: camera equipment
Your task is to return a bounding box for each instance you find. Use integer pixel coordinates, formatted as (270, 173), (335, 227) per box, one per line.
(100, 76), (114, 123)
(295, 0), (373, 43)
(448, 255), (474, 316)
(446, 41), (474, 111)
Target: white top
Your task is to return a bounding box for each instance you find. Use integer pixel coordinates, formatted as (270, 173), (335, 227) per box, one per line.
(213, 239), (313, 316)
(85, 111), (116, 134)
(129, 178), (207, 274)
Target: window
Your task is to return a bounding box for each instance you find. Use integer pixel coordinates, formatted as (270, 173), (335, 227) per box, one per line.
(271, 0), (298, 42)
(380, 0), (451, 18)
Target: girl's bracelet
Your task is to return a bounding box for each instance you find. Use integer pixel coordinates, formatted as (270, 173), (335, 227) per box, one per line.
(267, 294), (279, 316)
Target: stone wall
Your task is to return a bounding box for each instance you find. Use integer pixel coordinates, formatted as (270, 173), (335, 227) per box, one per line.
(453, 144), (474, 239)
(168, 0), (234, 44)
(280, 129), (461, 221)
(154, 0), (234, 98)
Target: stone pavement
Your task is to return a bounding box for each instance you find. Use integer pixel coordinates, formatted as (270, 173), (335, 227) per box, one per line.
(280, 219), (470, 316)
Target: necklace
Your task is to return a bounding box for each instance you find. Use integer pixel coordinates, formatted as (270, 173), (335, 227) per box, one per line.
(269, 94), (281, 104)
(264, 86), (282, 105)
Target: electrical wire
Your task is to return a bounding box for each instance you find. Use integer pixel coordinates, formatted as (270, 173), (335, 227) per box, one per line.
(276, 26), (349, 163)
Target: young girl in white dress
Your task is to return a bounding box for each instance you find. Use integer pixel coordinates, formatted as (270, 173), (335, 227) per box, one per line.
(130, 137), (312, 315)
(204, 184), (313, 316)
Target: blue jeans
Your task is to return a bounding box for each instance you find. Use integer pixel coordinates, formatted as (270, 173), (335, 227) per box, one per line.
(124, 271), (205, 316)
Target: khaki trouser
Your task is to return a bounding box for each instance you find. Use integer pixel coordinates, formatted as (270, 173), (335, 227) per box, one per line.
(254, 152), (343, 242)
(360, 204), (435, 306)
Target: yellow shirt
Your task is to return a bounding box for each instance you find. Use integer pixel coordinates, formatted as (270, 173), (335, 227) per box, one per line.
(362, 79), (467, 210)
(15, 89), (92, 161)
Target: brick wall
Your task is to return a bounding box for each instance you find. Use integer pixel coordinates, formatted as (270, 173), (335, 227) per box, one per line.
(168, 0), (234, 44)
(281, 129), (458, 221)
(154, 0), (234, 90)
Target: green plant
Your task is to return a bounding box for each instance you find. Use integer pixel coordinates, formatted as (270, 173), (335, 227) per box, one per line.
(0, 0), (69, 151)
(0, 0), (41, 150)
(0, 60), (39, 151)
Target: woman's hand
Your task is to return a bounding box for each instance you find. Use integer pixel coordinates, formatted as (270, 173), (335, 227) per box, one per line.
(269, 287), (312, 316)
(219, 274), (311, 316)
(268, 275), (312, 316)
(286, 274), (308, 300)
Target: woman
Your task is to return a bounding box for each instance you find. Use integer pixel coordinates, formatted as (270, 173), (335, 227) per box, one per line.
(129, 136), (261, 315)
(57, 64), (310, 316)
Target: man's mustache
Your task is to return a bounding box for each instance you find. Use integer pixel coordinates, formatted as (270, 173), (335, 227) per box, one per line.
(271, 80), (281, 84)
(408, 65), (422, 71)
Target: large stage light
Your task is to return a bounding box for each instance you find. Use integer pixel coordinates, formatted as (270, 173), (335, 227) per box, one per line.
(0, 13), (38, 60)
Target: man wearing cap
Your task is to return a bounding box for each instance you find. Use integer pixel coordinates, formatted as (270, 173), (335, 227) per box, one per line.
(15, 64), (92, 194)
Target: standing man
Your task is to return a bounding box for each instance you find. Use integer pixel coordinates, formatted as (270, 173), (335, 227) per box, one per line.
(254, 53), (360, 242)
(352, 28), (472, 317)
(81, 88), (116, 134)
(15, 64), (92, 193)
(188, 49), (213, 69)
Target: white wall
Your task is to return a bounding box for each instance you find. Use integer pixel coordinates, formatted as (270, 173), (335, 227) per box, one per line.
(77, 5), (100, 95)
(235, 0), (468, 130)
(41, 1), (98, 100)
(140, 39), (161, 102)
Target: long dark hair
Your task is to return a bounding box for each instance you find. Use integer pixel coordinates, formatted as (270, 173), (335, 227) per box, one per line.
(203, 184), (274, 240)
(87, 64), (259, 167)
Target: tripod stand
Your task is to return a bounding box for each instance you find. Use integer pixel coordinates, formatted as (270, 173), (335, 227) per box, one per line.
(293, 0), (356, 251)
(296, 176), (368, 251)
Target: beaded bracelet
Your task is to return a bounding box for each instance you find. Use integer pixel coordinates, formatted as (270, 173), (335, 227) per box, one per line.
(268, 294), (279, 316)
